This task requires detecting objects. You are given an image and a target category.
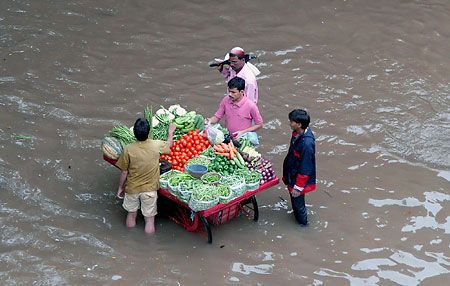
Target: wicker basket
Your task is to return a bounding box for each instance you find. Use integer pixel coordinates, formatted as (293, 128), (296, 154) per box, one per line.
(188, 196), (219, 212)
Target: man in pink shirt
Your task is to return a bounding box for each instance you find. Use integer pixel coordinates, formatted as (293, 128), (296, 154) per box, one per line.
(205, 77), (263, 144)
(218, 47), (259, 104)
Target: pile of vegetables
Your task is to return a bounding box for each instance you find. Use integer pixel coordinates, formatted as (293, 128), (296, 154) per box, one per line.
(159, 130), (210, 171)
(212, 142), (237, 159)
(102, 102), (279, 211)
(208, 155), (239, 176)
(200, 146), (216, 158)
(102, 126), (136, 160)
(240, 146), (261, 159)
(246, 157), (276, 184)
(201, 172), (221, 184)
(151, 105), (204, 141)
(108, 125), (136, 147)
(184, 156), (210, 168)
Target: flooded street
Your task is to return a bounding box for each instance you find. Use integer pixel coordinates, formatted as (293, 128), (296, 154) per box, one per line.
(1, 0), (449, 285)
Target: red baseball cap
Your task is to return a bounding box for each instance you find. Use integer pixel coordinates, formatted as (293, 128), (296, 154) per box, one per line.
(230, 47), (245, 57)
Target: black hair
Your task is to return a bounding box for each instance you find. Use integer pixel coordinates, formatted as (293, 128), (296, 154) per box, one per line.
(228, 76), (246, 91)
(288, 109), (310, 129)
(133, 118), (150, 141)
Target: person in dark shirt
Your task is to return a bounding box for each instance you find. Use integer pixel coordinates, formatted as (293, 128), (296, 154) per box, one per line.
(282, 109), (316, 226)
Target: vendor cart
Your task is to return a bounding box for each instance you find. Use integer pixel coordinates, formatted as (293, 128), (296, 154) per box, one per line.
(104, 155), (279, 243)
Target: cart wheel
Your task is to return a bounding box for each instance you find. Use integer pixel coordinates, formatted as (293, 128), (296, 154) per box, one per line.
(185, 210), (199, 232)
(175, 207), (199, 232)
(251, 196), (259, 221)
(199, 216), (212, 244)
(241, 195), (259, 221)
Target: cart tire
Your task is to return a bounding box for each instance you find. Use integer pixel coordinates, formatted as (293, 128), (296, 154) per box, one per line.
(241, 195), (259, 222)
(185, 211), (199, 232)
(200, 216), (212, 243)
(251, 196), (259, 221)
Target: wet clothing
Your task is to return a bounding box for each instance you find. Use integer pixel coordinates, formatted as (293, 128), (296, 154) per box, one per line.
(221, 63), (259, 104)
(282, 127), (316, 225)
(282, 127), (316, 194)
(116, 139), (170, 194)
(214, 95), (263, 135)
(123, 191), (158, 217)
(290, 194), (308, 225)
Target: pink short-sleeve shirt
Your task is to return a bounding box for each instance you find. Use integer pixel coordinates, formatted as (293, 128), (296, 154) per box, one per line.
(214, 96), (263, 135)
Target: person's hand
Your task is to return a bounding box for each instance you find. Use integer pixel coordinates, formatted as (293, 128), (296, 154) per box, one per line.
(117, 187), (124, 199)
(232, 130), (245, 139)
(218, 62), (229, 72)
(168, 123), (176, 134)
(291, 185), (303, 197)
(204, 118), (211, 125)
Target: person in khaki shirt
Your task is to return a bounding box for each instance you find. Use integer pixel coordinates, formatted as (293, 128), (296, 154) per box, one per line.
(116, 118), (176, 234)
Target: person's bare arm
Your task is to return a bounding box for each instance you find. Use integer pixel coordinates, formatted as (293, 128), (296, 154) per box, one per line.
(232, 123), (263, 139)
(204, 116), (219, 125)
(167, 123), (176, 147)
(117, 170), (128, 199)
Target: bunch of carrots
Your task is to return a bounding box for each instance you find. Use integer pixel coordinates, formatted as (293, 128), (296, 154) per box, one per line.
(212, 141), (238, 159)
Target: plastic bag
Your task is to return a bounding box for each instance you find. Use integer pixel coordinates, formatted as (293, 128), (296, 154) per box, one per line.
(204, 124), (224, 145)
(239, 131), (259, 146)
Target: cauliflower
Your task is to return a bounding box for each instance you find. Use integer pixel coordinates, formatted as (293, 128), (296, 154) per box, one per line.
(155, 108), (175, 122)
(168, 104), (187, 117)
(152, 116), (159, 127)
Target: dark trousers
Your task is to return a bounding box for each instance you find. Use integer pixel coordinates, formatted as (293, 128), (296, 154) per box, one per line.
(290, 193), (308, 225)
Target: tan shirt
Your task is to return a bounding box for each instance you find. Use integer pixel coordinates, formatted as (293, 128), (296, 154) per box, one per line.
(115, 139), (170, 194)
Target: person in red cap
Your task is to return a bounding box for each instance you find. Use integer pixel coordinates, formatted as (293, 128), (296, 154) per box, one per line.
(217, 47), (260, 104)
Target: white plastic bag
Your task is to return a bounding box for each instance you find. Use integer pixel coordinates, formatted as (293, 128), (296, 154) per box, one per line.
(204, 124), (224, 145)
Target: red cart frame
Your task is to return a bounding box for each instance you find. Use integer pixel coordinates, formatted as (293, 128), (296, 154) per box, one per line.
(104, 155), (279, 243)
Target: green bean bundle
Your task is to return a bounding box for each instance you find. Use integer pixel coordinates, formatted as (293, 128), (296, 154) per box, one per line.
(108, 125), (136, 148)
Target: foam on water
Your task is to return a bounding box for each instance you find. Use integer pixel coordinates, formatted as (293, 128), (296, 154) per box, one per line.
(0, 162), (112, 227)
(231, 262), (274, 275)
(1, 95), (122, 126)
(317, 248), (450, 286)
(274, 45), (303, 56)
(369, 191), (450, 233)
(437, 170), (450, 182)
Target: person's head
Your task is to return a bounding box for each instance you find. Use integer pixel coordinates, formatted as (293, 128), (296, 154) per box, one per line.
(228, 47), (246, 72)
(133, 117), (150, 141)
(288, 109), (310, 131)
(227, 77), (246, 102)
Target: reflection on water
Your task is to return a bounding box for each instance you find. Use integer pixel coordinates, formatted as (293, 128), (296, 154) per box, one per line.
(369, 191), (450, 234)
(315, 190), (450, 285)
(231, 262), (274, 275)
(317, 250), (449, 286)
